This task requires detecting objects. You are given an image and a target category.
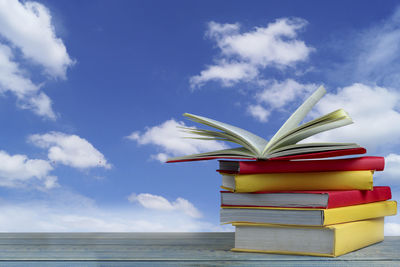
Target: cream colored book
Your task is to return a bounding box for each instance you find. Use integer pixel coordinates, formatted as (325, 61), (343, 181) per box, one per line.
(167, 86), (365, 162)
(221, 200), (397, 226)
(232, 217), (384, 257)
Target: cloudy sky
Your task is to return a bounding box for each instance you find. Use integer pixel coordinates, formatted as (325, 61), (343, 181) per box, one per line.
(0, 0), (399, 234)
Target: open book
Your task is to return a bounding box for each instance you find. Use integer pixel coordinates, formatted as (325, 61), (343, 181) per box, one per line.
(167, 86), (365, 163)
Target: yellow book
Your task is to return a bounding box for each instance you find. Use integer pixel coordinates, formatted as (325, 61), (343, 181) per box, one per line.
(221, 170), (373, 192)
(232, 217), (384, 257)
(221, 200), (397, 226)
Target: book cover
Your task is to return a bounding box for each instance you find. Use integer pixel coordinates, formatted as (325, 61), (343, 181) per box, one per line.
(221, 170), (374, 192)
(220, 186), (392, 208)
(218, 156), (385, 174)
(232, 217), (384, 257)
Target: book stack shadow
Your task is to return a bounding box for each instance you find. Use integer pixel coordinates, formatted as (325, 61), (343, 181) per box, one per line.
(218, 157), (397, 257)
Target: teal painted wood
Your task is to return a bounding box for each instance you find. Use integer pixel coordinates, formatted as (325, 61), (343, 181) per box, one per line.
(0, 233), (398, 266)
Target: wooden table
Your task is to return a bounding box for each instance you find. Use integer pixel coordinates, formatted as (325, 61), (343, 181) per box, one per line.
(0, 233), (398, 266)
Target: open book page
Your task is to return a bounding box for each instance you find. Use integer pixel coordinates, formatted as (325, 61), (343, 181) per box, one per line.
(264, 109), (353, 154)
(184, 113), (268, 156)
(166, 147), (255, 162)
(269, 142), (360, 153)
(179, 127), (257, 154)
(267, 144), (360, 158)
(167, 85), (364, 162)
(263, 85), (326, 154)
(266, 116), (353, 153)
(167, 142), (361, 162)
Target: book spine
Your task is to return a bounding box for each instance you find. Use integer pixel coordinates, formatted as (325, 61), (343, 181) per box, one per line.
(232, 171), (374, 192)
(326, 186), (391, 208)
(227, 156), (384, 174)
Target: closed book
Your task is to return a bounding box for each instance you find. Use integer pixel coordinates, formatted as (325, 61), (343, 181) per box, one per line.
(221, 186), (391, 208)
(218, 156), (385, 174)
(232, 217), (384, 257)
(220, 200), (397, 226)
(221, 170), (374, 192)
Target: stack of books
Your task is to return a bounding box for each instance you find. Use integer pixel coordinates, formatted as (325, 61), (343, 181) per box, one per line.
(218, 157), (397, 257)
(167, 85), (398, 257)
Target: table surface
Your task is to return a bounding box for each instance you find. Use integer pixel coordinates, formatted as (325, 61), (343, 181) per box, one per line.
(0, 233), (398, 266)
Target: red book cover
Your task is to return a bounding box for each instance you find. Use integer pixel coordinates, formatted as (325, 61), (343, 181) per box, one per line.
(324, 186), (391, 208)
(220, 186), (392, 209)
(218, 156), (385, 174)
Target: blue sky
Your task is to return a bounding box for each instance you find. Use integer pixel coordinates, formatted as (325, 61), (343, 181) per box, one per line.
(0, 0), (399, 233)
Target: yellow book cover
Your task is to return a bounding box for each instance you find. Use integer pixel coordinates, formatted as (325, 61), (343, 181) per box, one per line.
(221, 170), (373, 192)
(232, 217), (384, 257)
(221, 200), (397, 226)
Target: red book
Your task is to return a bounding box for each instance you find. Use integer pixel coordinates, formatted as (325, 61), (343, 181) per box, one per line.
(218, 156), (384, 174)
(220, 186), (392, 209)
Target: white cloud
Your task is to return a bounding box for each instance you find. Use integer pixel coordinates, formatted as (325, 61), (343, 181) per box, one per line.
(128, 193), (202, 218)
(29, 132), (111, 170)
(0, 0), (74, 78)
(383, 154), (400, 177)
(206, 21), (240, 37)
(385, 223), (400, 236)
(0, 44), (37, 97)
(0, 189), (231, 232)
(0, 204), (227, 232)
(127, 119), (228, 162)
(374, 153), (400, 185)
(245, 79), (317, 122)
(0, 0), (74, 118)
(23, 92), (56, 118)
(247, 104), (270, 122)
(256, 79), (317, 109)
(0, 150), (57, 189)
(190, 61), (258, 88)
(42, 175), (58, 189)
(151, 153), (169, 162)
(383, 188), (400, 236)
(0, 44), (56, 119)
(190, 18), (313, 88)
(324, 7), (400, 90)
(304, 83), (400, 151)
(349, 8), (400, 88)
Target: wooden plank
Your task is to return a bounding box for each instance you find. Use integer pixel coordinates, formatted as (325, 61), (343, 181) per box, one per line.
(0, 233), (397, 265)
(0, 262), (398, 267)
